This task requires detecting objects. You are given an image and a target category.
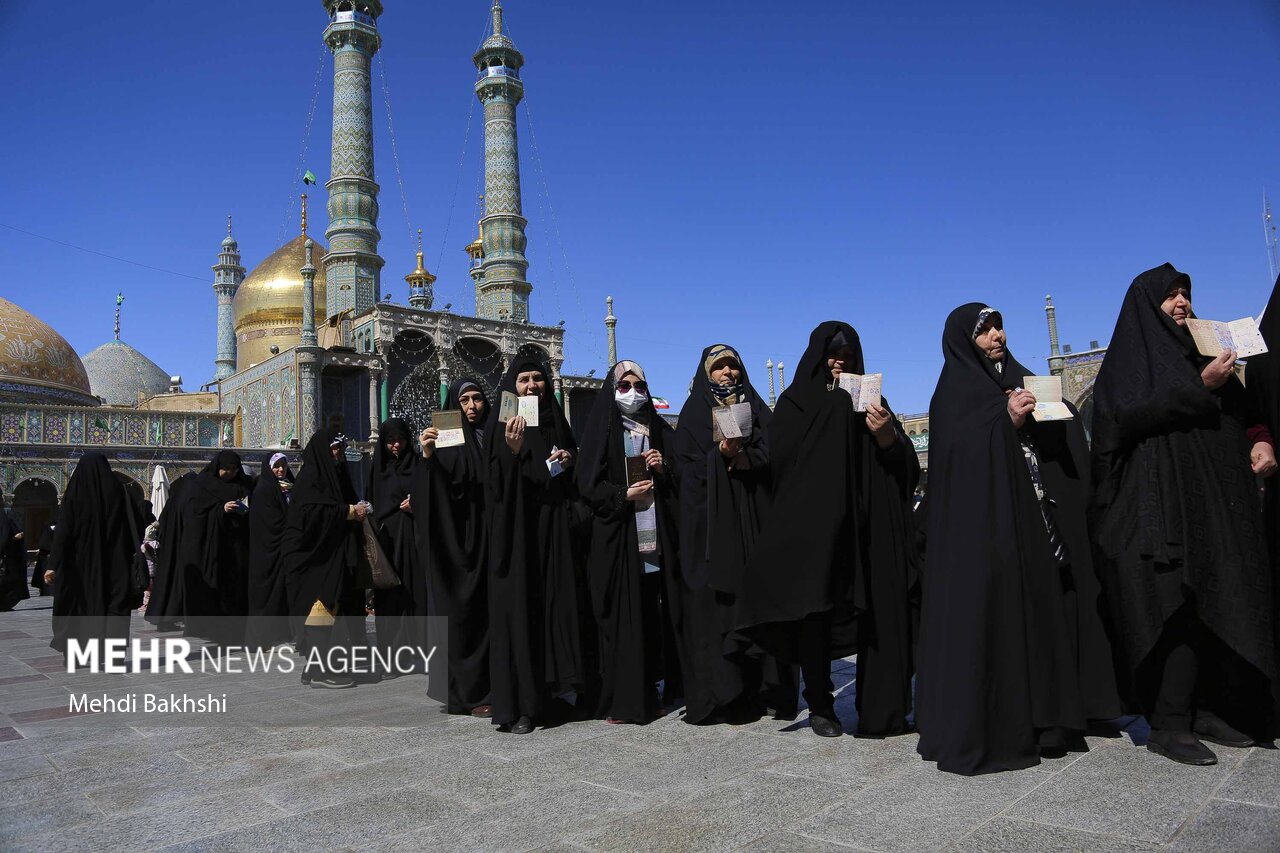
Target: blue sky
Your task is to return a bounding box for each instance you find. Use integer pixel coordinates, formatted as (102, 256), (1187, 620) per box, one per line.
(3, 0), (1279, 414)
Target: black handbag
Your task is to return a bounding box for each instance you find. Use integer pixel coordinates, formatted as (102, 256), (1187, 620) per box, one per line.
(356, 517), (401, 590)
(129, 550), (150, 605)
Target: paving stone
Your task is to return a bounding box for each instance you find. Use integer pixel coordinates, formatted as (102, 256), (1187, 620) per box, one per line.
(768, 731), (922, 791)
(792, 763), (1048, 852)
(87, 749), (335, 815)
(372, 780), (648, 853)
(1216, 747), (1280, 808)
(0, 750), (55, 783)
(737, 832), (875, 851)
(950, 817), (1162, 852)
(155, 785), (457, 852)
(573, 770), (847, 852)
(1002, 738), (1246, 843)
(0, 793), (103, 844)
(1167, 799), (1280, 853)
(0, 750), (195, 807)
(4, 790), (286, 853)
(314, 719), (494, 765)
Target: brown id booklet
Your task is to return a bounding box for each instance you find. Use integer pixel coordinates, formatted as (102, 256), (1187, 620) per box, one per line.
(625, 455), (651, 485)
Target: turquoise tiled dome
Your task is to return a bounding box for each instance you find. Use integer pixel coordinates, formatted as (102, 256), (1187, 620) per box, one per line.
(81, 339), (170, 406)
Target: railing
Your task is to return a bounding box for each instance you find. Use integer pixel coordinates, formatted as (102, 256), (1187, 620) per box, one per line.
(478, 65), (520, 80)
(332, 10), (375, 27)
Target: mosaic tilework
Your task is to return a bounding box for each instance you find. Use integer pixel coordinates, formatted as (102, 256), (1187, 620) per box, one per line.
(1, 411), (21, 442)
(164, 417), (182, 446)
(198, 417), (218, 447)
(26, 410), (42, 443)
(69, 413), (84, 444)
(125, 416), (145, 446)
(185, 418), (197, 446)
(45, 412), (66, 443)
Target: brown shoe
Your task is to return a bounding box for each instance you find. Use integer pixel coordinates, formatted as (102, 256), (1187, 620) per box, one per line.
(470, 704), (493, 719)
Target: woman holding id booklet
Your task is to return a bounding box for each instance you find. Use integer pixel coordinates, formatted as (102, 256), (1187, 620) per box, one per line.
(577, 360), (683, 724)
(485, 355), (594, 734)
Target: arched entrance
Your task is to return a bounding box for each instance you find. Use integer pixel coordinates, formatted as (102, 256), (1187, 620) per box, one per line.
(12, 478), (58, 552)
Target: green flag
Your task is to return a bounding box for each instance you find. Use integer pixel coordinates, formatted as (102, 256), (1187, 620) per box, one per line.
(303, 170), (317, 185)
(93, 416), (108, 430)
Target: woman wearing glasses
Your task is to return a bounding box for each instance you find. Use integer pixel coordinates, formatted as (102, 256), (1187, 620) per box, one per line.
(486, 355), (595, 734)
(577, 361), (684, 724)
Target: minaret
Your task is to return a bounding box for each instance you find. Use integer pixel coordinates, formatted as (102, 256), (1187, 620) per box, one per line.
(777, 362), (786, 395)
(211, 217), (244, 380)
(1045, 294), (1064, 375)
(300, 197), (318, 347)
(406, 229), (436, 310)
(765, 359), (776, 407)
(605, 296), (617, 366)
(473, 0), (532, 322)
(321, 0), (384, 322)
(114, 292), (125, 340)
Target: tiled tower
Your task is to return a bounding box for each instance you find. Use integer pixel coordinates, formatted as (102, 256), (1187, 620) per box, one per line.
(473, 0), (532, 322)
(212, 216), (245, 381)
(321, 0), (384, 322)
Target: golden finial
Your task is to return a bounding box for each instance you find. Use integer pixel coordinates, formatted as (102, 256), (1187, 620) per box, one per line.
(300, 193), (308, 237)
(413, 228), (428, 275)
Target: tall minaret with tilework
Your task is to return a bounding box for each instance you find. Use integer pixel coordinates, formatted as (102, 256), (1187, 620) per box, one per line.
(321, 0), (384, 322)
(212, 216), (245, 381)
(473, 0), (532, 322)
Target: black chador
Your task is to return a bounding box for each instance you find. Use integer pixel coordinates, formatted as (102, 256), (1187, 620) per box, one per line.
(0, 494), (30, 612)
(1245, 272), (1280, 657)
(733, 322), (861, 737)
(917, 304), (1119, 775)
(245, 453), (294, 648)
(366, 418), (421, 671)
(50, 452), (143, 656)
(144, 471), (196, 630)
(485, 355), (594, 733)
(31, 514), (56, 597)
(1092, 265), (1278, 762)
(674, 344), (797, 723)
(282, 429), (366, 688)
(178, 451), (252, 645)
(576, 360), (684, 724)
(414, 377), (492, 715)
(839, 328), (922, 739)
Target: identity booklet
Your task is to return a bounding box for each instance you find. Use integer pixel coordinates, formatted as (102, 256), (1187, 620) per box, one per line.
(433, 410), (465, 448)
(1185, 317), (1268, 360)
(836, 373), (882, 413)
(1023, 376), (1073, 422)
(711, 402), (753, 442)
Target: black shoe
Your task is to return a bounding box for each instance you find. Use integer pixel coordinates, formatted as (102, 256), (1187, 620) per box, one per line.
(300, 671), (312, 686)
(509, 715), (533, 735)
(810, 712), (843, 738)
(1147, 729), (1217, 766)
(1193, 713), (1255, 749)
(1038, 726), (1069, 758)
(311, 674), (356, 689)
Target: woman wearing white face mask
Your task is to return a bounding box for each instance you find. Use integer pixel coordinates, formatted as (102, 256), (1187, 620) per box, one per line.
(576, 360), (685, 724)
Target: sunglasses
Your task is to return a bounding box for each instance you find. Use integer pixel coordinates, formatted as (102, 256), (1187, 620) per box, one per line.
(616, 379), (649, 393)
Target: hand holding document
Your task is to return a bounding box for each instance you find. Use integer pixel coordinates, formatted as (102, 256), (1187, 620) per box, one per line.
(499, 391), (541, 427)
(432, 410), (465, 448)
(837, 373), (883, 413)
(711, 402), (753, 442)
(1185, 317), (1267, 360)
(625, 455), (651, 485)
(1022, 376), (1073, 422)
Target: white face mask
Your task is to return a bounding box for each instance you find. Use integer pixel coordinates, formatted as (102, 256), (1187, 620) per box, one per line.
(615, 388), (648, 415)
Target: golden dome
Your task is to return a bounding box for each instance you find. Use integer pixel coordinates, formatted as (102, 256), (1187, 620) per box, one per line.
(0, 296), (95, 404)
(232, 234), (327, 372)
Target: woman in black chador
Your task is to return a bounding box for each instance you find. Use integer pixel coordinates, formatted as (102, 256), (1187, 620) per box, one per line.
(674, 344), (797, 724)
(366, 418), (420, 674)
(178, 451), (252, 645)
(282, 430), (369, 689)
(144, 471), (196, 630)
(1244, 273), (1280, 663)
(0, 494), (29, 612)
(49, 452), (143, 656)
(734, 322), (864, 738)
(917, 304), (1120, 775)
(577, 360), (683, 724)
(415, 377), (493, 716)
(245, 453), (295, 649)
(1092, 265), (1278, 765)
(485, 355), (594, 734)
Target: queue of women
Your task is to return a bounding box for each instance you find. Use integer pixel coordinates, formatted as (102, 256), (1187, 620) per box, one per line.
(35, 262), (1280, 775)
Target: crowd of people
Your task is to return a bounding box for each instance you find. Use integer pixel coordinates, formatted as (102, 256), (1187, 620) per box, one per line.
(12, 262), (1280, 775)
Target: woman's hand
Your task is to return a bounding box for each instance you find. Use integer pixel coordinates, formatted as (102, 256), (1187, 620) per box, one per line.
(548, 447), (574, 469)
(43, 569), (55, 586)
(719, 437), (743, 459)
(419, 427), (439, 458)
(642, 448), (665, 475)
(626, 481), (654, 501)
(1007, 389), (1036, 429)
(399, 496), (412, 512)
(865, 403), (897, 450)
(1251, 441), (1278, 478)
(505, 416), (525, 455)
(223, 500), (239, 514)
(1202, 350), (1235, 390)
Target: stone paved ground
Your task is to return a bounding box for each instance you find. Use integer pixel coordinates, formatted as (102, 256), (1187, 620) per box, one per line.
(2, 597), (1278, 852)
